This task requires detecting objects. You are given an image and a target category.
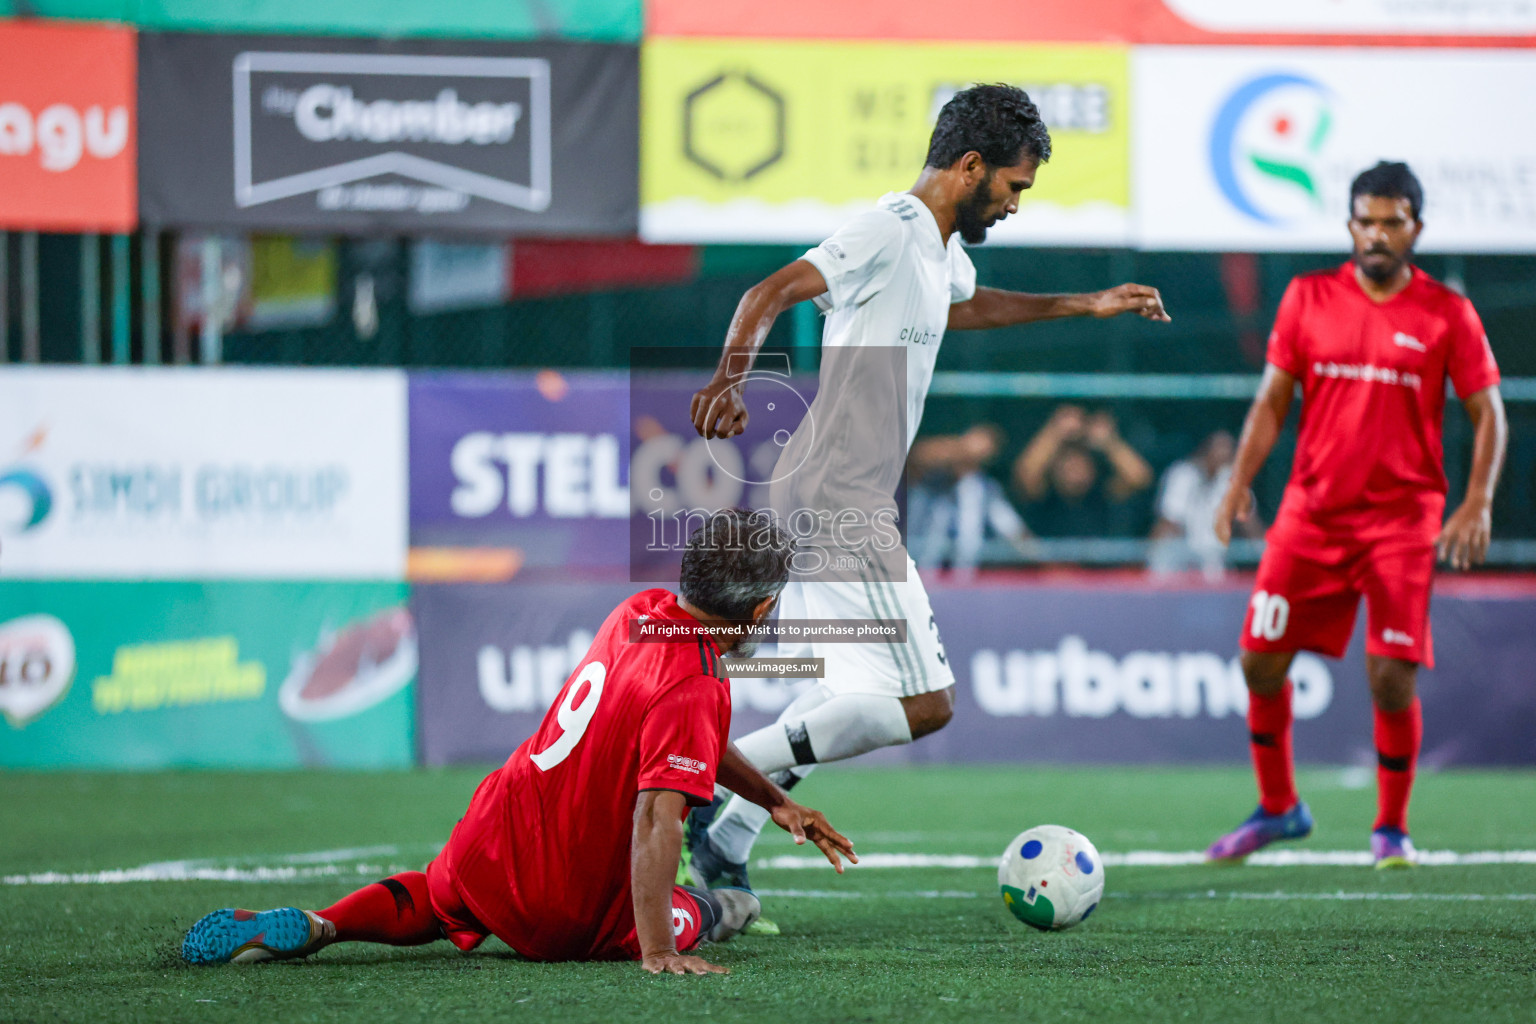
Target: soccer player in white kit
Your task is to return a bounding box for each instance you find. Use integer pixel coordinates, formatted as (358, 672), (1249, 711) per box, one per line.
(686, 85), (1171, 902)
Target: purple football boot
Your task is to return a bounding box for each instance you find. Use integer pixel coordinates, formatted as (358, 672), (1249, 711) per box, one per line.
(1205, 802), (1315, 862)
(1371, 827), (1418, 869)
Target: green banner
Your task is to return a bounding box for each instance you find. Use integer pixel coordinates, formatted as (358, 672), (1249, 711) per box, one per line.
(1, 1), (640, 40)
(0, 582), (414, 768)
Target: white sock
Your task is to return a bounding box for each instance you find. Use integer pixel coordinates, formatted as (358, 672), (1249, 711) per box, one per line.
(709, 765), (816, 864)
(707, 688), (914, 864)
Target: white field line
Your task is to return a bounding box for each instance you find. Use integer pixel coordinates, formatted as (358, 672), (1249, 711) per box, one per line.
(758, 850), (1536, 870)
(755, 888), (1536, 902)
(5, 848), (1536, 886)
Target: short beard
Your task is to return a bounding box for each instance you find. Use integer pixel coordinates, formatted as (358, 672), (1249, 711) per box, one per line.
(954, 172), (994, 245)
(1355, 248), (1409, 284)
(724, 636), (760, 660)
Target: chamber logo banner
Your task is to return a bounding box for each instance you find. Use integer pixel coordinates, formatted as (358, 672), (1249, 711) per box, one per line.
(1134, 47), (1536, 252)
(140, 34), (638, 234)
(0, 368), (407, 580)
(0, 21), (136, 232)
(642, 39), (1130, 246)
(234, 52), (550, 216)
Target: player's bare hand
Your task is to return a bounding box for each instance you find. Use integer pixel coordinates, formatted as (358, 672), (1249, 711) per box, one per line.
(641, 951), (729, 975)
(770, 799), (858, 873)
(1214, 485), (1253, 547)
(1436, 498), (1492, 570)
(1090, 283), (1171, 323)
(690, 378), (749, 439)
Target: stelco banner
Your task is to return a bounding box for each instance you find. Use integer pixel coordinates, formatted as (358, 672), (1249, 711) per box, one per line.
(641, 39), (1130, 246)
(414, 579), (1536, 766)
(0, 21), (137, 233)
(137, 33), (638, 234)
(1133, 47), (1536, 252)
(0, 368), (406, 579)
(0, 581), (414, 768)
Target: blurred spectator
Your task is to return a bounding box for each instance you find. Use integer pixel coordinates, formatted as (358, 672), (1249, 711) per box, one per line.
(1013, 406), (1152, 537)
(908, 424), (1033, 571)
(1148, 429), (1262, 579)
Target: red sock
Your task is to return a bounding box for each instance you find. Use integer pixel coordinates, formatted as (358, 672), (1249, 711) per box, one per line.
(1373, 698), (1423, 832)
(1248, 684), (1297, 815)
(319, 871), (442, 946)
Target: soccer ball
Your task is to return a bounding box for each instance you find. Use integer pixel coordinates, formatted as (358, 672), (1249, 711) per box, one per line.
(998, 824), (1105, 931)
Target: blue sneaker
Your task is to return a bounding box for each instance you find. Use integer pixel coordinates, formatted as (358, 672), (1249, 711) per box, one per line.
(1371, 827), (1418, 869)
(182, 907), (334, 965)
(1205, 802), (1315, 862)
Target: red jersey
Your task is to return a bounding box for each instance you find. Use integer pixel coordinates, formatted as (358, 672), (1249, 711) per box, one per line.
(438, 589), (730, 961)
(1267, 263), (1500, 535)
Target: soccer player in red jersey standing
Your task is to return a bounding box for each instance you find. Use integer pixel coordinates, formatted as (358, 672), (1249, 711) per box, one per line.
(182, 510), (856, 974)
(1207, 162), (1508, 868)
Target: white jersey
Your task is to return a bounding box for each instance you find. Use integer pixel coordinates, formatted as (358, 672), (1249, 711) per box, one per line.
(769, 192), (977, 531)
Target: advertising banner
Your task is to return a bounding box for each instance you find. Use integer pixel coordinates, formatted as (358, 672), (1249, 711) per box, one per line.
(0, 581), (414, 768)
(408, 367), (820, 577)
(10, 0), (642, 42)
(138, 33), (638, 235)
(408, 372), (630, 571)
(414, 581), (814, 765)
(0, 21), (136, 233)
(640, 39), (1130, 246)
(647, 0), (1536, 47)
(1132, 47), (1536, 252)
(0, 367), (406, 579)
(414, 578), (1536, 766)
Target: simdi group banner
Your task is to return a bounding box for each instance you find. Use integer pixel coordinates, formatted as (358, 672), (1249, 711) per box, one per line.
(0, 20), (136, 233)
(413, 579), (1536, 766)
(0, 368), (406, 579)
(648, 0), (1536, 45)
(0, 581), (414, 768)
(137, 33), (639, 234)
(640, 39), (1130, 246)
(1132, 48), (1536, 252)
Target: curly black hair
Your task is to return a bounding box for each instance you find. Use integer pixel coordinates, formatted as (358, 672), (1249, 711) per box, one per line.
(925, 84), (1052, 170)
(1350, 161), (1423, 221)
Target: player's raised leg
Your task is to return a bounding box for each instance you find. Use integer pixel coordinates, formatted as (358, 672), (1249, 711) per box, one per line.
(182, 871), (443, 965)
(1206, 650), (1315, 861)
(1367, 654), (1422, 869)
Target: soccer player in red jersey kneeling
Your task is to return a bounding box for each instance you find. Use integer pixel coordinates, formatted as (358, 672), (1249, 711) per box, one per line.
(1207, 162), (1508, 869)
(183, 510), (856, 974)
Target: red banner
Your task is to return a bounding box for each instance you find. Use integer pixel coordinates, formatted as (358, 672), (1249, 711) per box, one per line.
(0, 21), (137, 233)
(647, 0), (1536, 47)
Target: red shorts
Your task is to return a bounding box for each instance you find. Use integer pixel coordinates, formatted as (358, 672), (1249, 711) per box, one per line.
(1241, 522), (1435, 667)
(424, 854), (706, 960)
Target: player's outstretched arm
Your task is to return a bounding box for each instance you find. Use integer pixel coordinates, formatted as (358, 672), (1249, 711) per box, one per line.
(1437, 386), (1508, 570)
(632, 789), (729, 975)
(1215, 364), (1296, 546)
(690, 261), (830, 440)
(947, 283), (1171, 331)
(716, 742), (858, 873)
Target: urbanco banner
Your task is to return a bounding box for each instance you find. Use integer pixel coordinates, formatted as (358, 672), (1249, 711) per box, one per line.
(0, 581), (414, 768)
(641, 39), (1130, 246)
(0, 21), (136, 232)
(0, 367), (406, 579)
(413, 577), (1536, 766)
(137, 33), (638, 234)
(1132, 47), (1536, 252)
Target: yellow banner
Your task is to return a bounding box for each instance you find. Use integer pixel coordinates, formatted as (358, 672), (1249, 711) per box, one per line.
(642, 39), (1130, 245)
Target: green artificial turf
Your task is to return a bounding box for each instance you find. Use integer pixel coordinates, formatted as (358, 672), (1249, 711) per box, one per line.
(2, 765), (1533, 1023)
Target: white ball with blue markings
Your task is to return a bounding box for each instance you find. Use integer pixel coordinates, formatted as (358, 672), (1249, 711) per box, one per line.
(998, 824), (1105, 931)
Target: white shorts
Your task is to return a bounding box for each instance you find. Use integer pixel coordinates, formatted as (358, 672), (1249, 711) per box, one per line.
(775, 551), (954, 699)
